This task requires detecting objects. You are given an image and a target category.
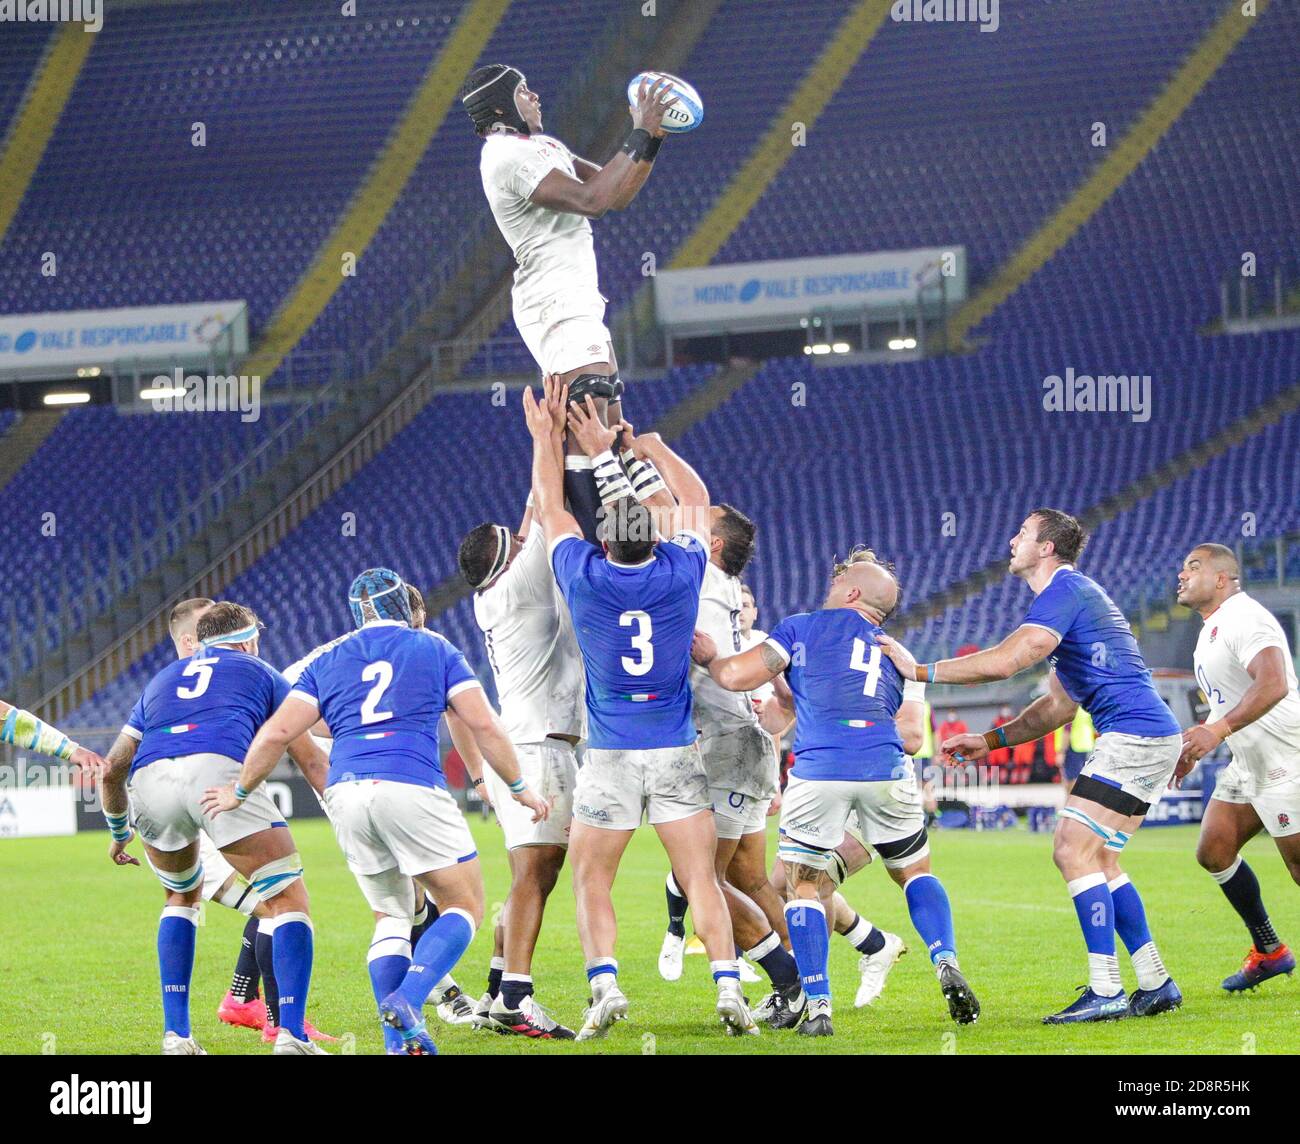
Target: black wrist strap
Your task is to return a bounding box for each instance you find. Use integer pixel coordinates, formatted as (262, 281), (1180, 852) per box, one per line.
(622, 127), (662, 163)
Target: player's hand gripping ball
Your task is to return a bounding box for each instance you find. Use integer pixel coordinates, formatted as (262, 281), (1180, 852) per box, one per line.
(627, 71), (703, 134)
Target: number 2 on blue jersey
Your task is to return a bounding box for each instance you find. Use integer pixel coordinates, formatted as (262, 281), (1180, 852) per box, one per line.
(360, 660), (395, 723)
(850, 638), (882, 696)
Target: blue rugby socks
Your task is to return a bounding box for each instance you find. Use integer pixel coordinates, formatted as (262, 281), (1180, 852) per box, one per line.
(158, 906), (199, 1037)
(1068, 873), (1122, 996)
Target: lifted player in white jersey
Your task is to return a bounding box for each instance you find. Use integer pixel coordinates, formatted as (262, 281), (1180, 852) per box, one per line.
(460, 63), (677, 541)
(281, 585), (486, 1033)
(455, 489), (587, 1040)
(1175, 543), (1299, 990)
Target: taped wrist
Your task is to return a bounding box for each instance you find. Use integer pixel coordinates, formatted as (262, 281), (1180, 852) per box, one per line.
(621, 450), (668, 501)
(621, 127), (662, 162)
(1, 706), (76, 761)
(592, 449), (635, 506)
(983, 725), (1009, 752)
(104, 809), (132, 843)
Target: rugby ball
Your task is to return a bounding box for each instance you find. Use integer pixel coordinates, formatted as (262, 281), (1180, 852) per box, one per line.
(627, 70), (703, 134)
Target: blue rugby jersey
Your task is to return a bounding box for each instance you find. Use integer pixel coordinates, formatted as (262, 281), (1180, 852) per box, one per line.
(1023, 566), (1179, 737)
(125, 649), (290, 776)
(289, 620), (481, 790)
(550, 529), (706, 750)
(765, 608), (907, 782)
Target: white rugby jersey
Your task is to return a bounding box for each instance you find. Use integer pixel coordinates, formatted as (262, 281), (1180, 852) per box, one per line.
(473, 527), (585, 746)
(1194, 591), (1300, 787)
(691, 562), (761, 734)
(479, 131), (600, 312)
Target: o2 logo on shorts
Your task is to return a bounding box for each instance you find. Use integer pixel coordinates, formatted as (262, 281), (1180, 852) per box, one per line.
(727, 792), (746, 811)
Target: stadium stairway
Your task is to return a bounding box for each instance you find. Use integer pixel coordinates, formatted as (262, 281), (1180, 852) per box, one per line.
(0, 25), (92, 245)
(16, 0), (717, 721)
(894, 369), (1300, 645)
(946, 0), (1268, 350)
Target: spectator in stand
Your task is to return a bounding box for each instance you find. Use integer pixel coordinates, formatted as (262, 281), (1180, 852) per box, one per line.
(987, 706), (1013, 777)
(1011, 734), (1037, 785)
(938, 709), (968, 744)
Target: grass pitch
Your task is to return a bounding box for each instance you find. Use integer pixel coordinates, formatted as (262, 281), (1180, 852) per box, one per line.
(2, 819), (1296, 1055)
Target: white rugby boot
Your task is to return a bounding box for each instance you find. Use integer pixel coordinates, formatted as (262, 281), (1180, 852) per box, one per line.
(273, 1028), (330, 1055)
(575, 984), (629, 1041)
(161, 1032), (206, 1055)
(855, 930), (907, 1007)
(657, 931), (685, 982)
(716, 979), (761, 1036)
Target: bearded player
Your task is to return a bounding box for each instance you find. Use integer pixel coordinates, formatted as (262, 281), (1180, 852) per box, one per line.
(1175, 543), (1298, 991)
(881, 509), (1183, 1024)
(694, 550), (978, 1035)
(460, 63), (677, 542)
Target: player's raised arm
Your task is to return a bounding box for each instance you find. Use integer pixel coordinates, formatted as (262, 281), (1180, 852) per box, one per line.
(525, 378), (580, 543)
(528, 77), (675, 218)
(623, 430), (709, 539)
(878, 624), (1059, 685)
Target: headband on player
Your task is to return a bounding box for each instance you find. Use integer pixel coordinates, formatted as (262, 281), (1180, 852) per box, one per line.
(476, 525), (513, 590)
(349, 568), (413, 628)
(200, 621), (261, 650)
(462, 64), (529, 135)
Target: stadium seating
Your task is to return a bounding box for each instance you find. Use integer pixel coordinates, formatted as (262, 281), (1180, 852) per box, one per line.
(3, 0), (1297, 719)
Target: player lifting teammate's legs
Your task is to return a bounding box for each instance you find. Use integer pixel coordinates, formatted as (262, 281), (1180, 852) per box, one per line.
(882, 510), (1182, 1024)
(524, 377), (758, 1037)
(1175, 544), (1299, 992)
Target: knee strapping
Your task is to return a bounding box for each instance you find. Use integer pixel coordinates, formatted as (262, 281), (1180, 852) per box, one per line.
(777, 836), (833, 873)
(874, 828), (931, 870)
(214, 877), (260, 916)
(1059, 805), (1131, 852)
(156, 860), (204, 894)
(248, 852), (304, 899)
(566, 372), (616, 403)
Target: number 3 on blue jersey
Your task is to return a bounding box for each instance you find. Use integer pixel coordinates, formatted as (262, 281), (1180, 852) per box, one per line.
(850, 638), (882, 696)
(620, 610), (654, 676)
(360, 660), (395, 723)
